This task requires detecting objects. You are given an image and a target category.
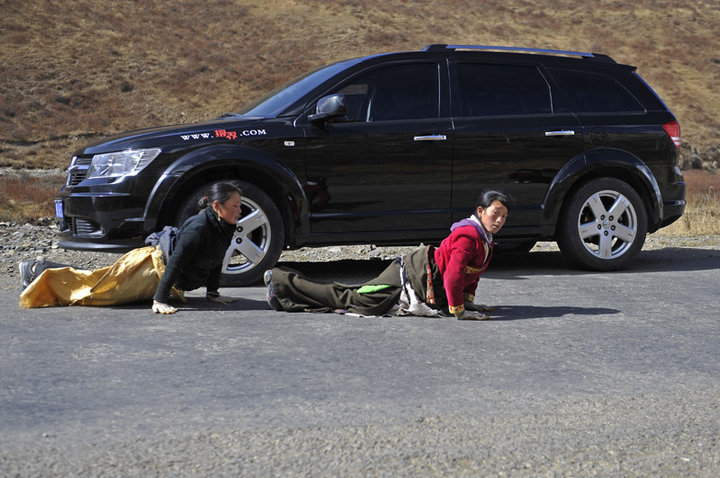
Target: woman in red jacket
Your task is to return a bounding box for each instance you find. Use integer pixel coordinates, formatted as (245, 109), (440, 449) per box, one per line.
(265, 190), (512, 320)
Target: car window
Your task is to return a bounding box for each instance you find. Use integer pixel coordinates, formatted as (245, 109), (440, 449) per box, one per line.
(549, 68), (645, 113)
(456, 63), (552, 116)
(238, 58), (362, 117)
(333, 63), (439, 122)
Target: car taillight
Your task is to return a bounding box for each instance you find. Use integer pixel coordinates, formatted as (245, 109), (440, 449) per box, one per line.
(662, 120), (681, 148)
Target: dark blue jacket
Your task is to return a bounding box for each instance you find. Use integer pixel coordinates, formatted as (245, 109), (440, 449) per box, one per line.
(153, 206), (235, 302)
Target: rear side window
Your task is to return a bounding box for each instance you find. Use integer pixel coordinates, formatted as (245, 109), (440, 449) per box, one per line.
(549, 68), (645, 113)
(456, 63), (552, 116)
(334, 63), (439, 122)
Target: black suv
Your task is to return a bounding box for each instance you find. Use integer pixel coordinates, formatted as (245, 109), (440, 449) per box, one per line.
(55, 44), (686, 284)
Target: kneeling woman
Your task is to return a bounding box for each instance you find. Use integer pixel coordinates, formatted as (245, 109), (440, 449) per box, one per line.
(265, 190), (511, 320)
(19, 181), (243, 314)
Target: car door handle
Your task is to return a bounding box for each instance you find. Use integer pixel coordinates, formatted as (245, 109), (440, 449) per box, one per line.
(544, 130), (575, 137)
(414, 135), (448, 141)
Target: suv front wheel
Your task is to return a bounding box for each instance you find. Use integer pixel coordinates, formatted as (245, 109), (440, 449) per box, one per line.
(557, 177), (647, 271)
(175, 180), (285, 286)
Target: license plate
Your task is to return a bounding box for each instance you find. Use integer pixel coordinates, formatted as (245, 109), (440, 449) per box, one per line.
(54, 200), (64, 219)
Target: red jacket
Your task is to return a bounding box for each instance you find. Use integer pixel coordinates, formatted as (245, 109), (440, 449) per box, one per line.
(433, 218), (493, 314)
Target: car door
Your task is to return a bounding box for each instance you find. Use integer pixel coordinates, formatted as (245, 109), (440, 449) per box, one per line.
(450, 61), (585, 237)
(303, 61), (453, 242)
(547, 66), (665, 164)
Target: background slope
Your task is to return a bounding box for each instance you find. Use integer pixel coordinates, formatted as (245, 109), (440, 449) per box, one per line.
(2, 0), (719, 170)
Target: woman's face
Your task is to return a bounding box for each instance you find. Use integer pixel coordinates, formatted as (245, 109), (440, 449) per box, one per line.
(477, 199), (508, 234)
(213, 192), (243, 225)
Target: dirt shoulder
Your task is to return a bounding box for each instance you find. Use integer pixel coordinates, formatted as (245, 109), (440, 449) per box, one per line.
(2, 221), (719, 295)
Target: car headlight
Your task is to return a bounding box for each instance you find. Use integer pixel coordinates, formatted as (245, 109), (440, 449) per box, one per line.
(86, 148), (162, 179)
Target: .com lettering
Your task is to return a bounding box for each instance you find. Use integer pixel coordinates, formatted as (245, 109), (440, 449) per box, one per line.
(181, 129), (268, 141)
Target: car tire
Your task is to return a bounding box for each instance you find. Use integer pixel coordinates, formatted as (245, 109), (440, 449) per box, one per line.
(557, 177), (647, 271)
(176, 181), (285, 286)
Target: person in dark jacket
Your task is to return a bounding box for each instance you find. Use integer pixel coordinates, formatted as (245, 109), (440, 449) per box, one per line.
(19, 181), (243, 314)
(264, 190), (512, 320)
(152, 181), (243, 314)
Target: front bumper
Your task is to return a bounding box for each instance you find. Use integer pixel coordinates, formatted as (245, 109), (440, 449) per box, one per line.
(55, 191), (148, 252)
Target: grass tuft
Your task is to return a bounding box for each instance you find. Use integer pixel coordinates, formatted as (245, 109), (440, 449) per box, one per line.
(662, 169), (720, 235)
(0, 174), (65, 223)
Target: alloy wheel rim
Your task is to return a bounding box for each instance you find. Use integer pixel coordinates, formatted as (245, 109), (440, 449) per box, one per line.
(222, 197), (272, 275)
(577, 189), (637, 260)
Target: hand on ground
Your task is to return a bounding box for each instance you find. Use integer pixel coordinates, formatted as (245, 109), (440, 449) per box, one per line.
(454, 309), (491, 321)
(464, 301), (495, 312)
(206, 294), (239, 305)
(152, 300), (177, 314)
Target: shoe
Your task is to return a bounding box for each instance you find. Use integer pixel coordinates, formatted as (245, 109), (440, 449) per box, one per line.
(19, 260), (36, 289)
(264, 269), (282, 311)
(19, 258), (69, 289)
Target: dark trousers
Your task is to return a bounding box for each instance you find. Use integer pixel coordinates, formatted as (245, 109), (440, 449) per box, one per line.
(271, 260), (402, 315)
(271, 245), (447, 316)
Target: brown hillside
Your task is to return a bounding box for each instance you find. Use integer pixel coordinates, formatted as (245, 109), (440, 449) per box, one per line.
(1, 0), (719, 170)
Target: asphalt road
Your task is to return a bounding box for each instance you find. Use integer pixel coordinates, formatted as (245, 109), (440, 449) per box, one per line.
(1, 246), (719, 476)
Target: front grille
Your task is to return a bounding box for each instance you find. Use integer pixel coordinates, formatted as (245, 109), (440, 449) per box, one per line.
(66, 157), (92, 186)
(72, 218), (101, 236)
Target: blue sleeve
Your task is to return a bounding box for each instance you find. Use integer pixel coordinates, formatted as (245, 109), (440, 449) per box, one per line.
(153, 223), (203, 302)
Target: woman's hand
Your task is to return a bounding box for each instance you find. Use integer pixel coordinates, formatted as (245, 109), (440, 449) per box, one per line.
(453, 309), (491, 321)
(464, 301), (495, 312)
(206, 291), (239, 305)
(152, 300), (177, 314)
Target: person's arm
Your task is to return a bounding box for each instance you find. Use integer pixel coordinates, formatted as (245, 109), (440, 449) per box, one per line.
(461, 240), (495, 318)
(152, 225), (202, 309)
(463, 275), (481, 303)
(442, 234), (475, 317)
(461, 254), (487, 312)
(206, 264), (222, 295)
(205, 265), (238, 304)
(444, 234), (494, 320)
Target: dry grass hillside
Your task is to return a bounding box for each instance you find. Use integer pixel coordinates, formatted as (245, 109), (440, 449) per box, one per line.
(1, 0), (720, 171)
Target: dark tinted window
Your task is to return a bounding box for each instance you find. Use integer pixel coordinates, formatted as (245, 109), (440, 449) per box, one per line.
(333, 63), (439, 122)
(456, 63), (551, 116)
(550, 68), (644, 113)
(239, 58), (362, 117)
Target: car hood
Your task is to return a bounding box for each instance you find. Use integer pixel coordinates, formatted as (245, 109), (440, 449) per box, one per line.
(78, 115), (267, 155)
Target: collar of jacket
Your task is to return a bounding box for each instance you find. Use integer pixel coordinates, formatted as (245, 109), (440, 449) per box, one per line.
(450, 215), (492, 244)
(203, 206), (236, 237)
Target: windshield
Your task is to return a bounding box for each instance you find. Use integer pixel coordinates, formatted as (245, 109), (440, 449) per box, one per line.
(237, 58), (362, 117)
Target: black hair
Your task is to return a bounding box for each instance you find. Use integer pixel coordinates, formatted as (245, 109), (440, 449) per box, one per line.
(474, 189), (513, 215)
(198, 181), (243, 209)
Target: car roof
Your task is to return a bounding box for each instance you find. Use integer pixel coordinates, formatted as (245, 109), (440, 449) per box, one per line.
(352, 44), (633, 71)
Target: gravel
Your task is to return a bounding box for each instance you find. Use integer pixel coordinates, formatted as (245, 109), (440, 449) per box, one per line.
(3, 220), (719, 287)
(0, 220), (418, 289)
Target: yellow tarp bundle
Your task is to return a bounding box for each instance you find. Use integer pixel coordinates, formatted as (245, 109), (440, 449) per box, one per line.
(19, 246), (171, 308)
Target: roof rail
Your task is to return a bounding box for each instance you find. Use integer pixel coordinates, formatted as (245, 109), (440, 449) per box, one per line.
(421, 44), (614, 62)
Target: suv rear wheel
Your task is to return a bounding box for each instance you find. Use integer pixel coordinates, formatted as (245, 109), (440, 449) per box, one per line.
(176, 180), (285, 286)
(557, 178), (647, 271)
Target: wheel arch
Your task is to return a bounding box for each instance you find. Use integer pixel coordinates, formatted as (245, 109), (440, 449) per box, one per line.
(543, 148), (663, 236)
(143, 145), (310, 247)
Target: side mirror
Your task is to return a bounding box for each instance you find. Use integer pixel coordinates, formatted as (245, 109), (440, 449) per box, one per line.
(308, 94), (347, 122)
